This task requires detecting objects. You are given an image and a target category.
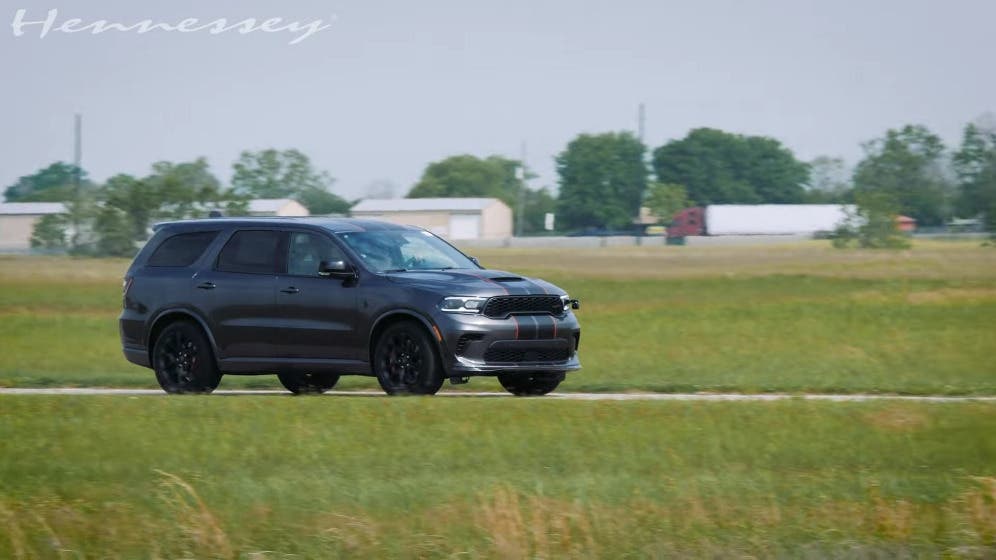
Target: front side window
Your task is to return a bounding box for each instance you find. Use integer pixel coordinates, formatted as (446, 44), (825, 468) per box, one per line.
(147, 231), (219, 267)
(216, 230), (282, 274)
(287, 232), (345, 277)
(338, 230), (476, 272)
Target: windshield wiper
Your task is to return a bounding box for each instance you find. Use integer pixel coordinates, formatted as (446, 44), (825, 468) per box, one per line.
(382, 268), (409, 273)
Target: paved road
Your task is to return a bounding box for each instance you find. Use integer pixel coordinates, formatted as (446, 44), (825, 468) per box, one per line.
(1, 388), (994, 402)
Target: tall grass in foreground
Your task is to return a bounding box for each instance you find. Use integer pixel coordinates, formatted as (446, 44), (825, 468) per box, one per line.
(1, 397), (994, 557)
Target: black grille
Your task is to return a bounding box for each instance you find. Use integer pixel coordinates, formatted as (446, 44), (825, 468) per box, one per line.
(483, 346), (570, 363)
(482, 295), (562, 319)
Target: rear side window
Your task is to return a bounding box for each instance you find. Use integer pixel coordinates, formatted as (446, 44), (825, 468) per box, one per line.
(216, 230), (283, 274)
(146, 231), (219, 267)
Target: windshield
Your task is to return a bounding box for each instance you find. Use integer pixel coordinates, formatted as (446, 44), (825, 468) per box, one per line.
(337, 230), (478, 273)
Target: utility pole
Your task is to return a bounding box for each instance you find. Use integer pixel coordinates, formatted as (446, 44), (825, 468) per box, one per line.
(73, 114), (82, 192)
(515, 141), (527, 237)
(636, 103), (648, 233)
(71, 113), (82, 251)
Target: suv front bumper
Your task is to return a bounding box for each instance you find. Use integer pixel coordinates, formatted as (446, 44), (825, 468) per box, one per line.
(432, 310), (581, 377)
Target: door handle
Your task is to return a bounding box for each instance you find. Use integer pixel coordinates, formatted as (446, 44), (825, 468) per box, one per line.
(280, 286), (300, 294)
(196, 282), (216, 290)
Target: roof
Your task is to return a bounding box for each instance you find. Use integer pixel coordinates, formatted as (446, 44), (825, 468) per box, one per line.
(153, 217), (415, 234)
(0, 202), (67, 215)
(248, 198), (304, 213)
(351, 197), (502, 213)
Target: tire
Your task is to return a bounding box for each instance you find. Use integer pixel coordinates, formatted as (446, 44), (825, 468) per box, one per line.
(373, 321), (444, 395)
(152, 321), (222, 394)
(497, 372), (564, 396)
(277, 372), (340, 394)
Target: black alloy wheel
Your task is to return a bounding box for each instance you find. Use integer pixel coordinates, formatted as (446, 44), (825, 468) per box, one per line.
(277, 372), (340, 394)
(497, 372), (564, 396)
(373, 321), (444, 395)
(152, 321), (222, 394)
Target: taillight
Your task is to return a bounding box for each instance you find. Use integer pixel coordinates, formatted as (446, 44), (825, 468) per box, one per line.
(122, 277), (133, 296)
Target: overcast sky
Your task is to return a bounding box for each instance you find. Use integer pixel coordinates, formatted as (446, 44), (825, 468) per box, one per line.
(1, 0), (993, 200)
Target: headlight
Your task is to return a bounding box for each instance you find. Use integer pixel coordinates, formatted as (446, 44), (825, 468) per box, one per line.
(440, 296), (488, 313)
(561, 294), (580, 311)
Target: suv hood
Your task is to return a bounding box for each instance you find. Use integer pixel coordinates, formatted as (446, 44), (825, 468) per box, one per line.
(385, 268), (564, 297)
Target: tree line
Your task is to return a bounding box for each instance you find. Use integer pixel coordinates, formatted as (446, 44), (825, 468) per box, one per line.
(9, 149), (350, 256)
(6, 118), (995, 256)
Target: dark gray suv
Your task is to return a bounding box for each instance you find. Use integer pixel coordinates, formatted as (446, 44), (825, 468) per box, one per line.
(119, 218), (581, 396)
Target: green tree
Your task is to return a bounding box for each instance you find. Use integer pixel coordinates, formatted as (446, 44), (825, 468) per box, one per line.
(408, 154), (558, 234)
(952, 121), (996, 231)
(4, 162), (91, 202)
(521, 187), (557, 234)
(231, 149), (349, 215)
(652, 128), (808, 205)
(29, 214), (69, 250)
(644, 182), (688, 223)
(556, 132), (647, 230)
(408, 155), (524, 208)
(852, 124), (951, 227)
(93, 206), (137, 257)
(99, 158), (244, 248)
(31, 158), (246, 256)
(832, 191), (911, 249)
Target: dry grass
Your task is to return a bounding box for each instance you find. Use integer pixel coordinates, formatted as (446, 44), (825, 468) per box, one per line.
(468, 240), (996, 280)
(4, 241), (995, 284)
(1, 397), (993, 557)
(4, 477), (995, 558)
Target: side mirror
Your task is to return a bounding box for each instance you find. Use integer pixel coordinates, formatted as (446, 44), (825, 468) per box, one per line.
(319, 260), (356, 279)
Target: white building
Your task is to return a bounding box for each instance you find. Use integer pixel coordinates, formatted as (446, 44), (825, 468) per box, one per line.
(350, 198), (513, 240)
(0, 202), (67, 252)
(247, 198), (310, 217)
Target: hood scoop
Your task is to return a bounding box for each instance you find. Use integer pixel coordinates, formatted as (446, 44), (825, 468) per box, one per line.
(492, 276), (524, 283)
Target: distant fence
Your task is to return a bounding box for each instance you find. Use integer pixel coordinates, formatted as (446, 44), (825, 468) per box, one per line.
(456, 234), (813, 249)
(456, 231), (991, 250)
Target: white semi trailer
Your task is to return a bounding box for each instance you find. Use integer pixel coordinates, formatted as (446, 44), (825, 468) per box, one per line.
(669, 204), (854, 237)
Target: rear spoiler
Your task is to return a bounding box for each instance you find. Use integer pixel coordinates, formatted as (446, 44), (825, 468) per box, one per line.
(152, 211), (227, 232)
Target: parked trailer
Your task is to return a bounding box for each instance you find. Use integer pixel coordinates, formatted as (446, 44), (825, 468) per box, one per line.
(668, 205), (854, 237)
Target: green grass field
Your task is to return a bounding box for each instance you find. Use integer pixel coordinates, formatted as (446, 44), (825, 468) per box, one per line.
(2, 243), (994, 557)
(1, 241), (995, 393)
(1, 396), (994, 558)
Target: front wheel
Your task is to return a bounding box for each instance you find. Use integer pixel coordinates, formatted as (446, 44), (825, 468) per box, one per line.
(277, 372), (340, 394)
(373, 321), (444, 395)
(152, 321), (222, 394)
(497, 372), (564, 396)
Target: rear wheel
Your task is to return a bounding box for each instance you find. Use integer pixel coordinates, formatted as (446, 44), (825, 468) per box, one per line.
(373, 321), (444, 395)
(152, 321), (222, 394)
(277, 372), (340, 394)
(498, 372), (564, 396)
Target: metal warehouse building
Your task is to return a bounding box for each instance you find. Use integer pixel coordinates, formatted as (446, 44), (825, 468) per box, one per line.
(0, 202), (67, 252)
(350, 198), (512, 240)
(247, 198), (309, 217)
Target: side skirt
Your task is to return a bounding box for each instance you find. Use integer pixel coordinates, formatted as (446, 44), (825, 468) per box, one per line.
(219, 357), (372, 376)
